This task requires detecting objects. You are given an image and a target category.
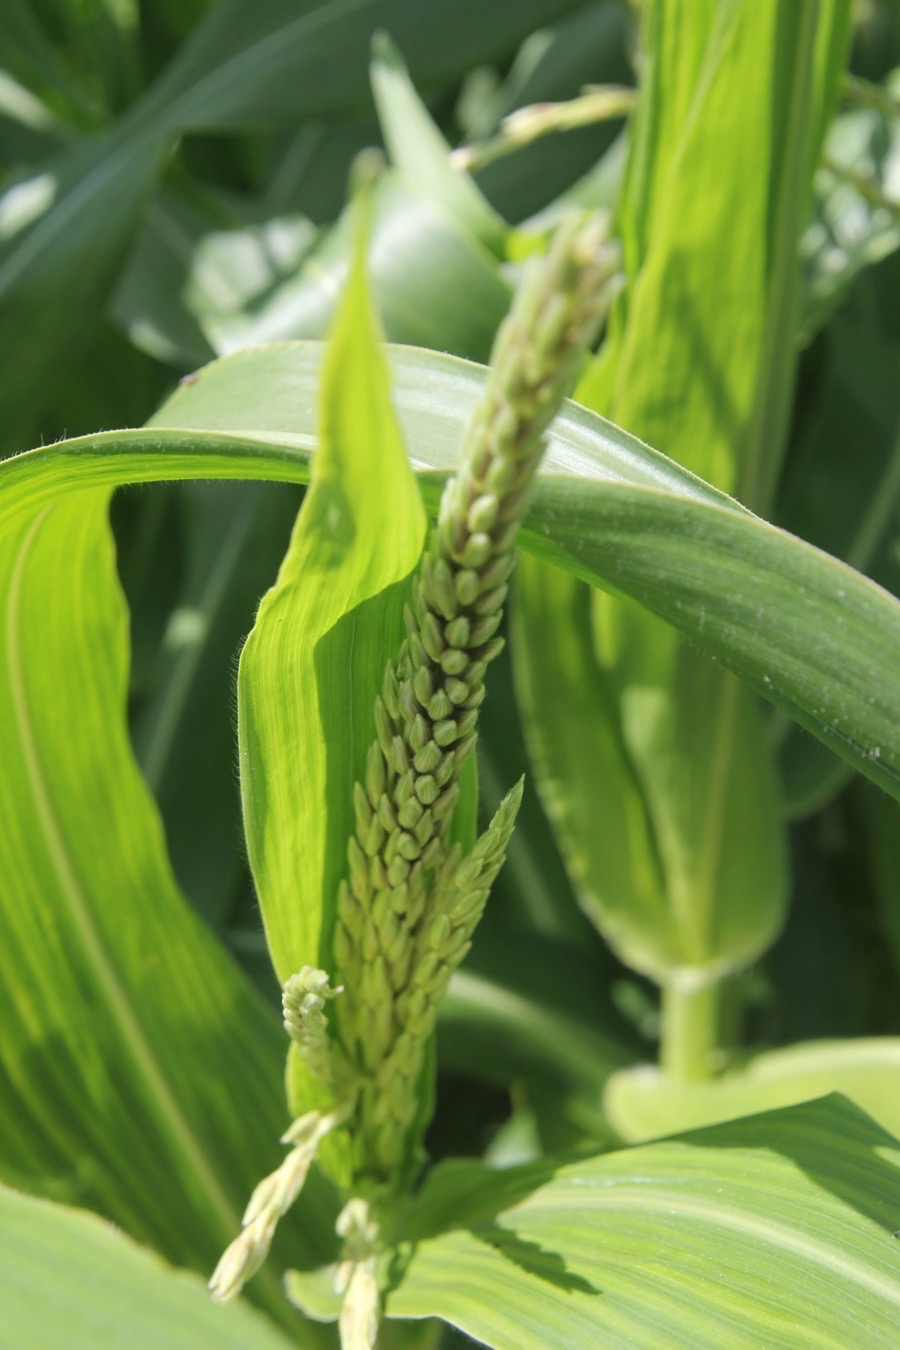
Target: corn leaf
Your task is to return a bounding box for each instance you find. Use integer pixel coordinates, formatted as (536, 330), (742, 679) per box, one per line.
(2, 342), (897, 802)
(237, 224), (426, 987)
(513, 552), (787, 979)
(0, 1185), (294, 1350)
(0, 481), (331, 1320)
(235, 221), (431, 1179)
(380, 1096), (900, 1347)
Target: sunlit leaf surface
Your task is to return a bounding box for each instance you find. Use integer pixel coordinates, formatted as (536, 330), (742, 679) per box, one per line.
(382, 1097), (900, 1347)
(0, 482), (332, 1320)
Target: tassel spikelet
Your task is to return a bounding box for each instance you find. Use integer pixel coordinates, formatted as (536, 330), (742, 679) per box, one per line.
(208, 1104), (352, 1303)
(331, 215), (621, 1186)
(282, 966), (351, 1096)
(210, 215), (621, 1317)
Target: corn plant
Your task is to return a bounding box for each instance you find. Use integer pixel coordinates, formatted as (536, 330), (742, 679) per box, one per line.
(1, 2), (900, 1347)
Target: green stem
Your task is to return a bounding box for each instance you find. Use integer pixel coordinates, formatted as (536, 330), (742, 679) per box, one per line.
(660, 978), (720, 1083)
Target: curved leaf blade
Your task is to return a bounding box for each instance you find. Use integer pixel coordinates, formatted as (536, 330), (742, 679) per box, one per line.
(512, 555), (787, 979)
(1, 343), (897, 798)
(385, 1096), (900, 1347)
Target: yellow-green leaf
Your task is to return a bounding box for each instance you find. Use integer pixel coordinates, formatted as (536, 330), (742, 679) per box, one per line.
(383, 1096), (900, 1346)
(0, 489), (329, 1322)
(238, 220), (427, 987)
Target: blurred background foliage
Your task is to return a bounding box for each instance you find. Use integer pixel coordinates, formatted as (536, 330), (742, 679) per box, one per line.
(2, 0), (898, 1171)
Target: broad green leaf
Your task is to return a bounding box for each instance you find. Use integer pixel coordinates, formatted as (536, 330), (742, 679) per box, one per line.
(371, 31), (507, 255)
(511, 554), (666, 967)
(237, 223), (426, 990)
(0, 1185), (294, 1350)
(1, 342), (897, 800)
(583, 1), (850, 494)
(0, 482), (332, 1319)
(605, 1039), (900, 1143)
(741, 0), (853, 510)
(297, 1096), (900, 1346)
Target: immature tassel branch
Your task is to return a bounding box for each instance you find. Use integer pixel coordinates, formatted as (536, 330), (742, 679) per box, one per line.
(282, 965), (351, 1096)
